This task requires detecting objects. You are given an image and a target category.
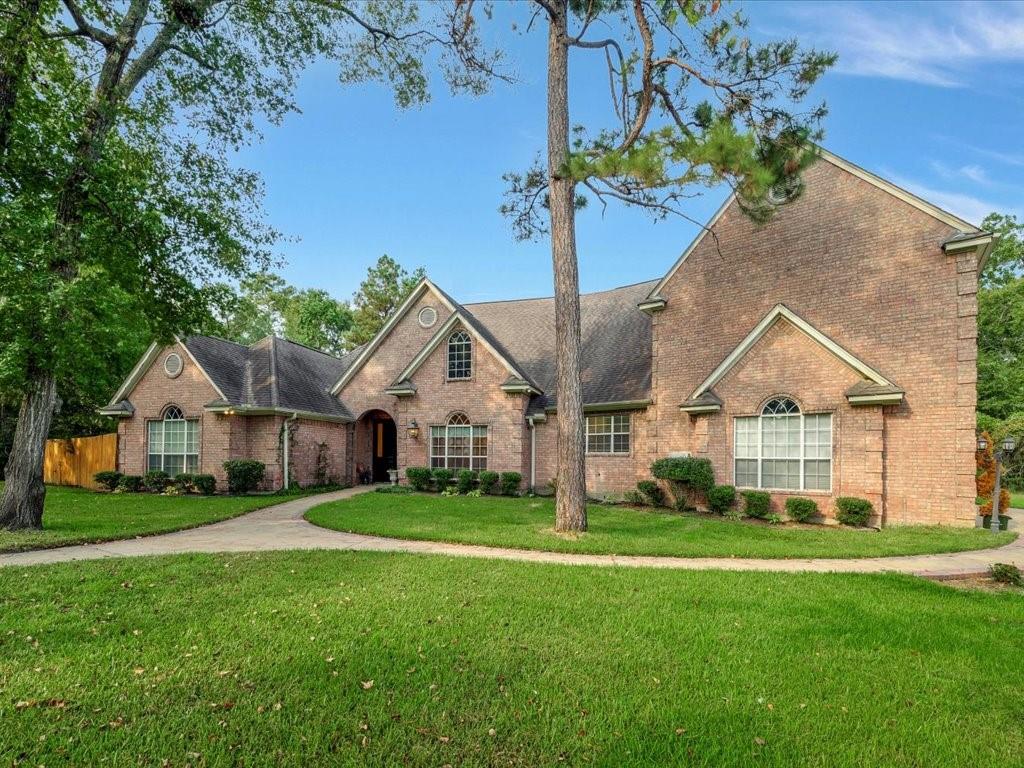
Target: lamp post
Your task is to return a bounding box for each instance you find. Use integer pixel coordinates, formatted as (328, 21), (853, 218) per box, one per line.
(980, 435), (1017, 533)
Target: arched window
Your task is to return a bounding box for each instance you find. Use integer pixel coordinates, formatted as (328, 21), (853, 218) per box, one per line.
(447, 331), (472, 380)
(734, 397), (832, 491)
(148, 404), (199, 475)
(430, 412), (487, 471)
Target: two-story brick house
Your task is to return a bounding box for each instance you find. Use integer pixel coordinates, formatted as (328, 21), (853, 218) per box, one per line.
(101, 150), (994, 525)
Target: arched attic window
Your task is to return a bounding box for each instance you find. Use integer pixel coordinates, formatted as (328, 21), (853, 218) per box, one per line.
(447, 331), (472, 380)
(734, 397), (832, 492)
(147, 404), (199, 475)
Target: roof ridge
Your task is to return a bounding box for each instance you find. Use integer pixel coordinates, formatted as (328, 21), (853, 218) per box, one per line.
(274, 335), (349, 362)
(463, 278), (660, 307)
(269, 337), (279, 409)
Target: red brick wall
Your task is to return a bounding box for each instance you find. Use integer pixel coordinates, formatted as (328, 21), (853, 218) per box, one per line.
(287, 418), (348, 488)
(650, 158), (977, 525)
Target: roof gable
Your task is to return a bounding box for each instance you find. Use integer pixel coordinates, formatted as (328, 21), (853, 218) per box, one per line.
(689, 304), (895, 402)
(104, 337), (228, 409)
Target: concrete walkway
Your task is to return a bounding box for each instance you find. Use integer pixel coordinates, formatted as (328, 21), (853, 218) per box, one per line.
(1, 485), (1021, 576)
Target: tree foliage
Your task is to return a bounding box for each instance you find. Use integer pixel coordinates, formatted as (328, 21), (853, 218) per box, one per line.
(345, 255), (425, 348)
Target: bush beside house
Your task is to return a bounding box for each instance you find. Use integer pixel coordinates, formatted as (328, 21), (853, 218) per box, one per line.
(224, 460), (266, 494)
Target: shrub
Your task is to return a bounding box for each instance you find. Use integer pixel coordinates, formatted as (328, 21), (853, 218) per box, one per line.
(623, 489), (646, 505)
(116, 474), (143, 493)
(440, 486), (460, 497)
(173, 473), (195, 493)
(500, 471), (522, 496)
(651, 457), (715, 494)
(193, 474), (216, 495)
(405, 467), (432, 492)
(724, 507), (745, 521)
(990, 562), (1023, 587)
(143, 470), (171, 493)
(94, 471), (122, 492)
(223, 460), (265, 494)
(707, 485), (736, 514)
(456, 469), (477, 494)
(835, 497), (874, 526)
(478, 471), (499, 495)
(465, 489), (483, 498)
(431, 468), (453, 491)
(742, 490), (771, 519)
(785, 497), (819, 523)
(376, 485), (413, 495)
(636, 480), (665, 507)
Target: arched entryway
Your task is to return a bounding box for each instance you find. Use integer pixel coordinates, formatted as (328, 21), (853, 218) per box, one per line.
(356, 409), (397, 483)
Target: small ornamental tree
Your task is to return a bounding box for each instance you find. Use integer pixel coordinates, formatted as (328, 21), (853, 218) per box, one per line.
(977, 430), (1010, 518)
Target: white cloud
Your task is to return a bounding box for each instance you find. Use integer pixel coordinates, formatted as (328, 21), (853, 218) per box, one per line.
(959, 164), (990, 184)
(784, 1), (1024, 87)
(929, 160), (992, 185)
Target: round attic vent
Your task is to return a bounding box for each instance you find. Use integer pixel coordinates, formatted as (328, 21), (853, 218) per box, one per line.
(164, 352), (183, 378)
(418, 306), (438, 328)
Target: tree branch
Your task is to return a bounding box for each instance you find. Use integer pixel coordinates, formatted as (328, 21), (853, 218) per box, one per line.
(62, 0), (116, 47)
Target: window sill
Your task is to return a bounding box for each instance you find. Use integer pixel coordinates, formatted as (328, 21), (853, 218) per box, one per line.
(736, 486), (833, 496)
(586, 452), (632, 458)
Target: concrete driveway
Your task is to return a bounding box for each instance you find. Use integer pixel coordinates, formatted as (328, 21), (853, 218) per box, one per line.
(1, 485), (1021, 577)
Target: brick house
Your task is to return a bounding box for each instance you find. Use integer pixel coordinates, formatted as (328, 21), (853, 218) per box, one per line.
(101, 150), (994, 525)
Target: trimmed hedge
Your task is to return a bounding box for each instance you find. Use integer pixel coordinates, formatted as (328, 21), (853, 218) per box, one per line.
(785, 497), (819, 523)
(193, 474), (216, 495)
(742, 490), (771, 519)
(94, 471), (122, 492)
(406, 467), (432, 492)
(478, 471), (499, 495)
(173, 473), (195, 493)
(223, 460), (265, 494)
(431, 468), (453, 491)
(456, 469), (477, 494)
(117, 475), (143, 493)
(636, 480), (665, 507)
(499, 472), (522, 496)
(707, 485), (736, 514)
(143, 470), (171, 493)
(835, 497), (873, 527)
(651, 457), (715, 494)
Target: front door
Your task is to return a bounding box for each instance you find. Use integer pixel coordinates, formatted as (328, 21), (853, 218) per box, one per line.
(371, 416), (397, 482)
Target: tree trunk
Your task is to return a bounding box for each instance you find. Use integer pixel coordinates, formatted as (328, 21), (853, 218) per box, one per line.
(547, 0), (586, 532)
(0, 0), (41, 160)
(0, 374), (57, 530)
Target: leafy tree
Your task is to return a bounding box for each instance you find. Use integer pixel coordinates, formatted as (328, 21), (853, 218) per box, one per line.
(979, 213), (1024, 290)
(0, 0), (501, 529)
(283, 289), (353, 357)
(496, 0), (835, 531)
(345, 255), (425, 348)
(978, 213), (1024, 421)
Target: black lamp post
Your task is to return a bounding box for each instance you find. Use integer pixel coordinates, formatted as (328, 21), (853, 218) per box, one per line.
(980, 435), (1017, 533)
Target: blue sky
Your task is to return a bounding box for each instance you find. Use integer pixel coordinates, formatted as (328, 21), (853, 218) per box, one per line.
(236, 0), (1024, 303)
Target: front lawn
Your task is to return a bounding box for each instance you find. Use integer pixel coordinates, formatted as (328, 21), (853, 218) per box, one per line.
(2, 552), (1022, 766)
(307, 493), (1015, 559)
(0, 484), (333, 553)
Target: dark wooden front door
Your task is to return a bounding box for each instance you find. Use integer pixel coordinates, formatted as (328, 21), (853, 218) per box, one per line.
(371, 416), (397, 482)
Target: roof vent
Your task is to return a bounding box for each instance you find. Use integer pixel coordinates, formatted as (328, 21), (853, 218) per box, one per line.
(164, 352), (183, 378)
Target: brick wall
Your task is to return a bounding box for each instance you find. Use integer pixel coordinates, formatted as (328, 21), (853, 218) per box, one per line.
(650, 158), (977, 525)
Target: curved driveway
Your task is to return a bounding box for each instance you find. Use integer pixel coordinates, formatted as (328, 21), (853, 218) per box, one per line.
(1, 486), (1021, 577)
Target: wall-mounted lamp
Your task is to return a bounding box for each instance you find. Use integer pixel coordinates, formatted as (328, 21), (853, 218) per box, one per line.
(407, 419), (420, 439)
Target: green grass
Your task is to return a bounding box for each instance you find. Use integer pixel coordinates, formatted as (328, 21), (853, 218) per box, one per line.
(1, 551), (1022, 766)
(306, 493), (1015, 560)
(1010, 492), (1024, 509)
(0, 484), (339, 553)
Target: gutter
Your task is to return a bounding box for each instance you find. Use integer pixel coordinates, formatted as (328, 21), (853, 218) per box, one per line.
(527, 415), (538, 490)
(204, 405), (352, 424)
(282, 411), (298, 490)
(544, 399), (652, 415)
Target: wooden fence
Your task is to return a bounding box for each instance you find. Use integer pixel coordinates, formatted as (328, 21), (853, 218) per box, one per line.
(43, 433), (117, 489)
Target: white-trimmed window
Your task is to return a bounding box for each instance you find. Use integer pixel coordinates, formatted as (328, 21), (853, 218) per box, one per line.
(447, 331), (472, 380)
(430, 412), (487, 470)
(586, 413), (630, 455)
(734, 398), (831, 491)
(147, 405), (199, 475)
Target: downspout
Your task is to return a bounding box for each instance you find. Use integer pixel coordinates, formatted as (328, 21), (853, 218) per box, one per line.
(527, 416), (537, 490)
(283, 412), (298, 490)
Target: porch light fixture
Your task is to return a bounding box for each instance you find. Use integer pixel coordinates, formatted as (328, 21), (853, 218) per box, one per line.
(407, 420), (420, 439)
(977, 436), (988, 452)
(979, 434), (1018, 535)
(1003, 436), (1017, 454)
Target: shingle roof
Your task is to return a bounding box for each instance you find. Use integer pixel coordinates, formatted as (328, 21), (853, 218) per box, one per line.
(463, 279), (658, 410)
(182, 335), (357, 420)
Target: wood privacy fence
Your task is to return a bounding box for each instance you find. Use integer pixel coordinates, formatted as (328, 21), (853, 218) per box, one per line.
(43, 433), (117, 489)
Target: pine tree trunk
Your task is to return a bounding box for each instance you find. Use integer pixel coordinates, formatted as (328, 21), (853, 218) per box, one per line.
(547, 1), (587, 532)
(0, 374), (57, 530)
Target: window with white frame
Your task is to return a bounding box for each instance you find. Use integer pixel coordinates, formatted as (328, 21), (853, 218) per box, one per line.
(447, 331), (472, 380)
(430, 412), (487, 470)
(734, 398), (831, 491)
(586, 413), (630, 454)
(147, 405), (199, 475)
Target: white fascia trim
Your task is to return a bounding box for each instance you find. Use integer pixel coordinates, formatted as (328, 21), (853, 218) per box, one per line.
(330, 278), (458, 395)
(204, 405), (351, 423)
(942, 234), (992, 254)
(545, 399), (653, 414)
(384, 386), (417, 397)
(817, 148), (979, 232)
(690, 304), (894, 400)
(395, 311), (535, 391)
(500, 384), (541, 395)
(645, 193), (735, 301)
(174, 335), (228, 401)
(847, 393), (905, 405)
(679, 404), (721, 414)
(638, 298), (667, 313)
(106, 341), (160, 406)
(97, 407), (133, 417)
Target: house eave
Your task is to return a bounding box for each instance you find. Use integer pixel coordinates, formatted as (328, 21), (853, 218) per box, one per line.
(501, 384), (541, 395)
(203, 405), (352, 423)
(544, 399), (652, 414)
(679, 404), (721, 414)
(384, 386), (417, 397)
(637, 297), (667, 313)
(847, 393), (905, 406)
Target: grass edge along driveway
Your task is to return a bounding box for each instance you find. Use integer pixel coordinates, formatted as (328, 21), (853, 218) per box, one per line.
(306, 492), (1016, 560)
